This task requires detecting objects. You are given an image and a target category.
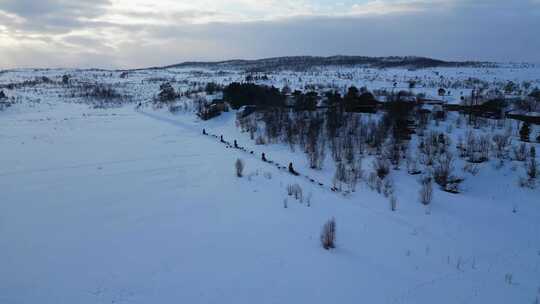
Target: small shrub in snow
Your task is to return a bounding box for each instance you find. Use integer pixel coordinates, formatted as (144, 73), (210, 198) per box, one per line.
(513, 143), (528, 161)
(462, 131), (490, 163)
(433, 153), (453, 185)
(463, 163), (479, 176)
(519, 147), (538, 189)
(385, 140), (402, 169)
(390, 196), (397, 211)
(286, 183), (303, 202)
(375, 176), (383, 194)
(367, 172), (378, 190)
(255, 135), (266, 145)
(433, 152), (462, 192)
(235, 159), (244, 177)
(526, 148), (537, 184)
(382, 178), (394, 197)
(373, 157), (390, 179)
(321, 217), (336, 250)
(347, 160), (362, 192)
(419, 177), (433, 205)
(333, 162), (347, 191)
(527, 158), (538, 181)
(492, 133), (511, 159)
(406, 154), (421, 175)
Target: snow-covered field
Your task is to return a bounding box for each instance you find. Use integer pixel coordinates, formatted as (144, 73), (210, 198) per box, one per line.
(1, 64), (539, 105)
(1, 65), (540, 303)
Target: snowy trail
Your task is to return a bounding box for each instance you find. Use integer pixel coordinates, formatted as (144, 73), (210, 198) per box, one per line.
(138, 108), (363, 198)
(138, 109), (201, 133)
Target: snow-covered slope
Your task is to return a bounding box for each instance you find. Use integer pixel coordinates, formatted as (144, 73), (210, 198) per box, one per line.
(1, 97), (539, 303)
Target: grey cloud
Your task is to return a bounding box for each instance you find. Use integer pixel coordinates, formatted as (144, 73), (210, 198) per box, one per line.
(133, 2), (540, 65)
(121, 9), (220, 22)
(0, 0), (110, 18)
(0, 0), (111, 33)
(0, 0), (539, 68)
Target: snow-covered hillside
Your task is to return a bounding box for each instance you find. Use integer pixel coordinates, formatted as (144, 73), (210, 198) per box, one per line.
(1, 65), (539, 304)
(1, 63), (539, 106)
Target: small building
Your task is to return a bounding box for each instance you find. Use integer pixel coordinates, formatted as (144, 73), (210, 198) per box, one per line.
(399, 95), (417, 103)
(199, 103), (221, 120)
(198, 100), (230, 120)
(211, 99), (229, 112)
(419, 98), (445, 105)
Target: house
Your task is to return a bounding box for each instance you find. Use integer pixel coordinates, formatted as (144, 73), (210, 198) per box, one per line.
(418, 97), (445, 105)
(198, 99), (230, 120)
(211, 99), (229, 112)
(399, 95), (417, 103)
(199, 103), (221, 120)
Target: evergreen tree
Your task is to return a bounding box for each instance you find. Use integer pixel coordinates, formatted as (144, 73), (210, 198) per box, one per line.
(520, 122), (531, 142)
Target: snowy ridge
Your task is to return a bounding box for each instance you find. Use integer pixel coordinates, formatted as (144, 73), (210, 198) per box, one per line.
(160, 55), (491, 72)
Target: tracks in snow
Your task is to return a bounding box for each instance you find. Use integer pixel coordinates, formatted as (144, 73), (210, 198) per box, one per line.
(138, 109), (352, 197)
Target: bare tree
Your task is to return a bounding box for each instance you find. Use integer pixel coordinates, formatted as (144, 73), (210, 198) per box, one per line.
(390, 196), (397, 211)
(527, 147), (537, 181)
(235, 159), (244, 177)
(321, 217), (336, 250)
(433, 152), (455, 189)
(305, 115), (326, 169)
(419, 177), (433, 205)
(287, 184), (303, 201)
(492, 133), (511, 159)
(333, 162), (347, 191)
(348, 158), (363, 192)
(513, 143), (528, 161)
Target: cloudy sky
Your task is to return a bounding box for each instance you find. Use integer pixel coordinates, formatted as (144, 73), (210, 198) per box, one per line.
(0, 0), (539, 69)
